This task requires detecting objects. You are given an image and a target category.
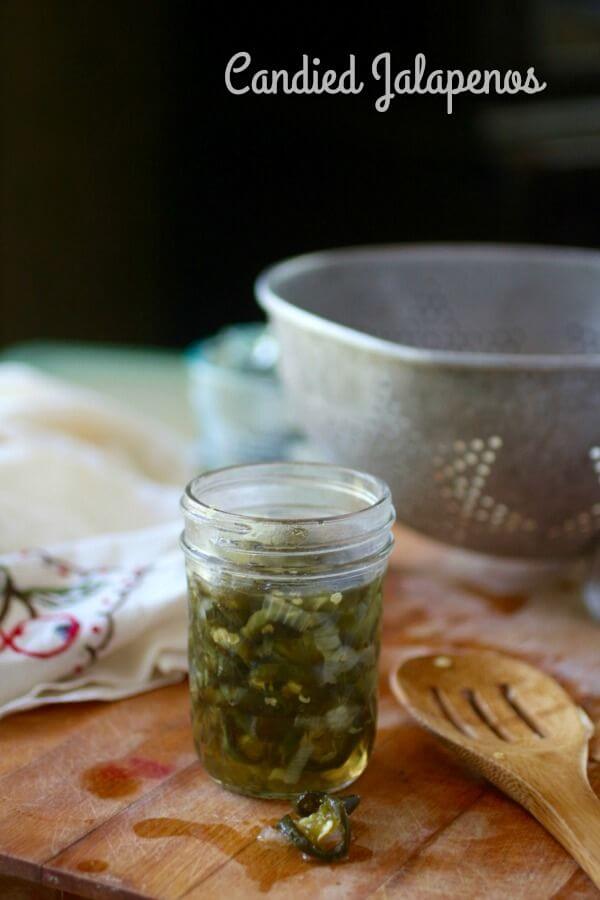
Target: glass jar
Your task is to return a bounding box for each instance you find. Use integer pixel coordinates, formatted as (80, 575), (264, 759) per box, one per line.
(180, 462), (395, 798)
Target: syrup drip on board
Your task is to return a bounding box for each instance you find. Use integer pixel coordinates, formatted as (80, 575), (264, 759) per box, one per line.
(133, 816), (373, 892)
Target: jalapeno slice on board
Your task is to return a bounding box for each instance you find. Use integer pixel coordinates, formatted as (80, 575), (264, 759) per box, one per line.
(276, 793), (360, 861)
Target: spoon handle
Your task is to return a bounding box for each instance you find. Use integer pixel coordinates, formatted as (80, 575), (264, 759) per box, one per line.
(522, 771), (600, 889)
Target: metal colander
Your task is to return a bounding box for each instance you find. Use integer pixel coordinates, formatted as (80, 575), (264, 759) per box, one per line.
(256, 244), (600, 561)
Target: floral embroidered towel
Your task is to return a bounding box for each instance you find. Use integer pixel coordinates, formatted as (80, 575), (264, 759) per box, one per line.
(0, 364), (190, 718)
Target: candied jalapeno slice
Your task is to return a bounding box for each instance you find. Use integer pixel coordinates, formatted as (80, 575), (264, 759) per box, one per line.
(276, 793), (360, 860)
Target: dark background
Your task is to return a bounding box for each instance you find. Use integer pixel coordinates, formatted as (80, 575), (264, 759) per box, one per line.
(1, 0), (600, 349)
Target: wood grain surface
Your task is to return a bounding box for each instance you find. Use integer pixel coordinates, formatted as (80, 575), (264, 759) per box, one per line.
(0, 534), (598, 899)
(392, 651), (600, 888)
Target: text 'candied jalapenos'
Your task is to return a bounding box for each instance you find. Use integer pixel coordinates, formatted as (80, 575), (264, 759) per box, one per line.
(187, 572), (383, 798)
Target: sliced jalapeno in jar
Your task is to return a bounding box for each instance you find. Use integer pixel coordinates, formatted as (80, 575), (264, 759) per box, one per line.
(187, 573), (383, 797)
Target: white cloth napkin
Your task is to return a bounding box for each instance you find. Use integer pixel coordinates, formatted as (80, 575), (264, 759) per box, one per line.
(0, 364), (191, 718)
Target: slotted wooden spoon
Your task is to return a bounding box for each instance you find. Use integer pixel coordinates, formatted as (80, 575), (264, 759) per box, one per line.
(391, 650), (600, 888)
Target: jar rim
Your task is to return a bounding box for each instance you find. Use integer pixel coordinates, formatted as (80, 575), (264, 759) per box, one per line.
(181, 460), (391, 526)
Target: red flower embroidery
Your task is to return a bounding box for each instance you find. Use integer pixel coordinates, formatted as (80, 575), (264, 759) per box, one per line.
(0, 613), (80, 658)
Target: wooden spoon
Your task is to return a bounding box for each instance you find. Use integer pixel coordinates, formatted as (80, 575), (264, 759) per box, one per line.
(391, 650), (600, 888)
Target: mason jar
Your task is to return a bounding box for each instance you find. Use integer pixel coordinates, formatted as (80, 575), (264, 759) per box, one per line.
(180, 462), (395, 798)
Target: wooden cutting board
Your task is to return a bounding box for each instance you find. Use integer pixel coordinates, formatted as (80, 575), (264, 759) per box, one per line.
(0, 532), (598, 900)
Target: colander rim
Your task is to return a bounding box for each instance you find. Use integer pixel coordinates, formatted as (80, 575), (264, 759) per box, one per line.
(255, 242), (600, 370)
